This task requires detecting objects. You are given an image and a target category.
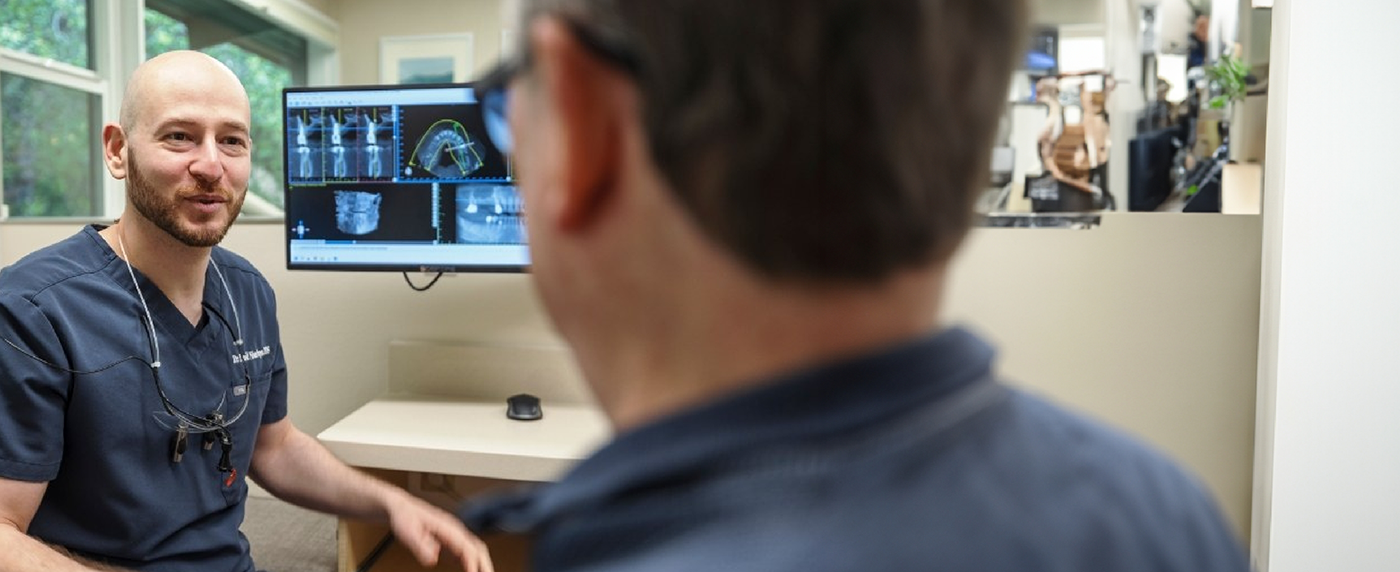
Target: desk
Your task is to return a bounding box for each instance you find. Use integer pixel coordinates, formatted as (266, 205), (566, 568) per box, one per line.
(319, 394), (611, 572)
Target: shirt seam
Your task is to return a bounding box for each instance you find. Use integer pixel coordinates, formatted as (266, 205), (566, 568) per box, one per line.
(17, 259), (121, 306)
(0, 456), (61, 468)
(9, 227), (122, 304)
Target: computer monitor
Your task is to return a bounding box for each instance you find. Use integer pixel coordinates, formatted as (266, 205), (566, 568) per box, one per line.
(282, 83), (526, 272)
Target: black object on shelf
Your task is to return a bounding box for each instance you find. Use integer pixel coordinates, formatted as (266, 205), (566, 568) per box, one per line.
(1127, 127), (1179, 212)
(506, 393), (543, 421)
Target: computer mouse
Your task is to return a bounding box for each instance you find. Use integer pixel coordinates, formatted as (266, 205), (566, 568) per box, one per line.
(506, 393), (542, 421)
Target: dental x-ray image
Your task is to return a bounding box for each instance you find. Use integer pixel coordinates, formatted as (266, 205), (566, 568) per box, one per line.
(409, 120), (486, 179)
(455, 184), (525, 244)
(287, 109), (324, 183)
(359, 107), (393, 180)
(326, 108), (360, 180)
(334, 190), (383, 235)
(396, 99), (509, 183)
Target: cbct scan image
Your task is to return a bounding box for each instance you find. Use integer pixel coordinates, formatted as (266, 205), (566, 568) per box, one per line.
(334, 190), (382, 235)
(397, 100), (509, 183)
(455, 185), (525, 244)
(359, 107), (393, 180)
(325, 107), (360, 180)
(410, 119), (486, 179)
(286, 108), (324, 183)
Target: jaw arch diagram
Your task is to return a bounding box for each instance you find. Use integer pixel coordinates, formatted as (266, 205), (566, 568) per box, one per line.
(409, 120), (486, 178)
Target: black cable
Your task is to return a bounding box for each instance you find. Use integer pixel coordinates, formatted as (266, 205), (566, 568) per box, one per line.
(355, 532), (395, 572)
(402, 271), (444, 292)
(3, 333), (219, 432)
(1, 337), (150, 375)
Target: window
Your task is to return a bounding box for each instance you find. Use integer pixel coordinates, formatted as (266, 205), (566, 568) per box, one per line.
(1, 74), (101, 216)
(0, 0), (329, 219)
(0, 0), (101, 217)
(0, 0), (90, 68)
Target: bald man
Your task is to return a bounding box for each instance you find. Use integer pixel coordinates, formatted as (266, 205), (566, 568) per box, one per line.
(0, 51), (492, 572)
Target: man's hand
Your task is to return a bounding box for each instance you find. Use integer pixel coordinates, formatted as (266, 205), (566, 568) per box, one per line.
(249, 420), (495, 571)
(387, 492), (493, 572)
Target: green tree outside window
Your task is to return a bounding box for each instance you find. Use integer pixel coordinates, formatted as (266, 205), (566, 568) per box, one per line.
(1, 0), (98, 217)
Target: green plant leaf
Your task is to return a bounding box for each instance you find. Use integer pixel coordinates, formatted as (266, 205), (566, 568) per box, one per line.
(1205, 53), (1250, 105)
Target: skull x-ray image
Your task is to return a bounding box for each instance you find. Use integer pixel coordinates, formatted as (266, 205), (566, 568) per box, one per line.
(456, 185), (525, 244)
(334, 190), (383, 235)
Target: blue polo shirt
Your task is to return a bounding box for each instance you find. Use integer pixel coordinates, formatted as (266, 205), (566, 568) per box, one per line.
(0, 225), (288, 572)
(463, 328), (1249, 572)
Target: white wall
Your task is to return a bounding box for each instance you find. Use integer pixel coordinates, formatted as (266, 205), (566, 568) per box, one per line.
(1253, 0), (1400, 570)
(1058, 31), (1107, 73)
(1034, 0), (1104, 27)
(334, 0), (508, 86)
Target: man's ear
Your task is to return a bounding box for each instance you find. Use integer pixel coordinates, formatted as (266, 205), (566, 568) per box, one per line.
(531, 16), (627, 231)
(102, 124), (129, 180)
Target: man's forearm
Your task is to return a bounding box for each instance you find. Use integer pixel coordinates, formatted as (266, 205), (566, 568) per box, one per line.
(249, 427), (405, 521)
(0, 526), (127, 572)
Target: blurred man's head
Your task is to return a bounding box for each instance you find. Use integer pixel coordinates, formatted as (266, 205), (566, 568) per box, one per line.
(104, 50), (252, 247)
(505, 0), (1027, 284)
(496, 1), (1026, 421)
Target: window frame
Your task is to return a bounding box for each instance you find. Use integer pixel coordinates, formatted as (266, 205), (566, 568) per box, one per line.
(0, 0), (339, 222)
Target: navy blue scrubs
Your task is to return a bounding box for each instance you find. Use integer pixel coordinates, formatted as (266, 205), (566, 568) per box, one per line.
(0, 225), (288, 572)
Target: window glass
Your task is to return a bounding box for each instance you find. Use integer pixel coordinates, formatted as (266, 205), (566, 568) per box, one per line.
(0, 0), (91, 69)
(1, 73), (100, 216)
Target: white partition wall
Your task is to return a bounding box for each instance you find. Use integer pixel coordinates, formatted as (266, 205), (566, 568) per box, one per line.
(1253, 0), (1400, 570)
(949, 213), (1262, 539)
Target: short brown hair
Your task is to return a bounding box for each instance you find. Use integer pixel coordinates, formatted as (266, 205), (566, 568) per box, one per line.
(525, 0), (1027, 283)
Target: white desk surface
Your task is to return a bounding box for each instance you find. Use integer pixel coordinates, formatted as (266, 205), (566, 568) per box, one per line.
(318, 394), (613, 483)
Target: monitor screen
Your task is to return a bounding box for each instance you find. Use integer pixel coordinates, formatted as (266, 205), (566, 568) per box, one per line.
(282, 83), (527, 272)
